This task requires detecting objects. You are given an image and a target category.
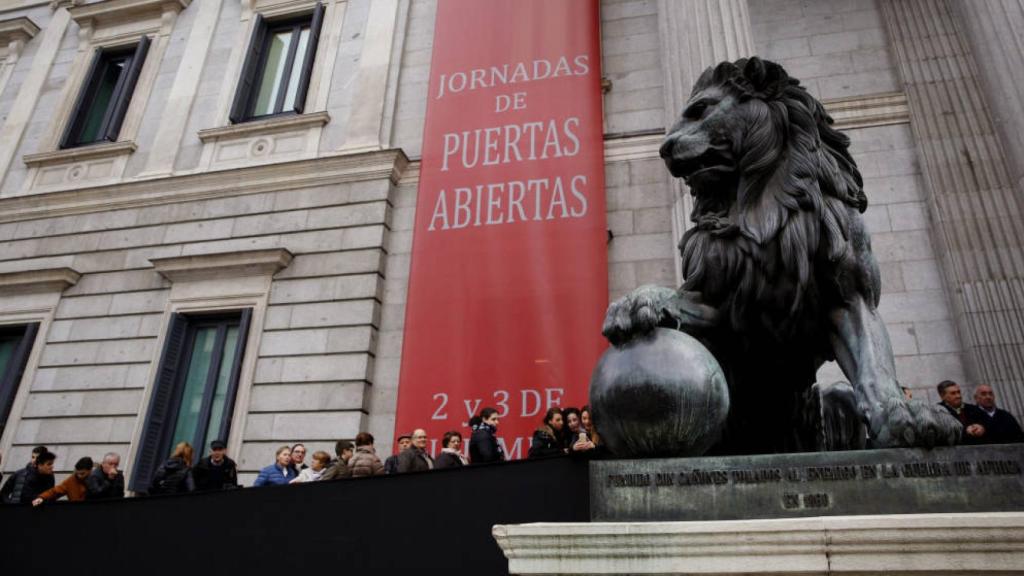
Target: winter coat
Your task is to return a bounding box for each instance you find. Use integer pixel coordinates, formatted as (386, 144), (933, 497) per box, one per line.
(938, 402), (989, 445)
(319, 458), (352, 481)
(192, 455), (239, 491)
(469, 423), (504, 464)
(253, 463), (297, 486)
(396, 447), (434, 473)
(85, 467), (125, 500)
(1, 465), (55, 504)
(434, 449), (467, 469)
(383, 455), (400, 475)
(528, 426), (564, 459)
(37, 473), (88, 503)
(978, 408), (1024, 444)
(349, 446), (385, 477)
(149, 457), (195, 495)
(293, 467), (324, 483)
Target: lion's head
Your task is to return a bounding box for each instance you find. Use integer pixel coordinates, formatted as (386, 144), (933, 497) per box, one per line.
(661, 58), (875, 331)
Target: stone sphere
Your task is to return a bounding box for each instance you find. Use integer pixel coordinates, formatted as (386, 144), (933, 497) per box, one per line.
(589, 328), (729, 457)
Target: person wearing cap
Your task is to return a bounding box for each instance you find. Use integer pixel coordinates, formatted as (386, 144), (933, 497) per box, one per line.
(384, 434), (412, 475)
(33, 457), (93, 505)
(193, 439), (239, 491)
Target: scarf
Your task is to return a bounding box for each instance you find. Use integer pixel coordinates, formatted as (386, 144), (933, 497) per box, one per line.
(441, 447), (468, 465)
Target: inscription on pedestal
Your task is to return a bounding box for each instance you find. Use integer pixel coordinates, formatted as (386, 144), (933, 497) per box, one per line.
(591, 444), (1024, 521)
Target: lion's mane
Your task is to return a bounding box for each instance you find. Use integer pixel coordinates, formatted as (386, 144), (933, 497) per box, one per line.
(680, 58), (878, 337)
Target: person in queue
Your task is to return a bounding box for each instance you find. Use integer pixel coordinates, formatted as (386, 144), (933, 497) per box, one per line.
(435, 431), (468, 468)
(86, 452), (124, 500)
(384, 434), (412, 474)
(575, 405), (600, 452)
(973, 384), (1024, 443)
(320, 440), (354, 480)
(2, 450), (55, 504)
(193, 439), (239, 491)
(33, 457), (93, 506)
(397, 428), (434, 473)
(469, 407), (504, 464)
(937, 380), (987, 444)
(292, 450), (331, 483)
(253, 445), (297, 486)
(149, 441), (195, 494)
(349, 432), (385, 477)
(290, 443), (308, 471)
(528, 408), (566, 459)
(1, 445), (48, 503)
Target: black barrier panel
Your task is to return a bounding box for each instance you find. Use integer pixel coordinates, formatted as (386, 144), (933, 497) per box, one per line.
(0, 456), (589, 575)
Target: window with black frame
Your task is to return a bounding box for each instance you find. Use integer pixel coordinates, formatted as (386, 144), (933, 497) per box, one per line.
(0, 323), (38, 439)
(60, 37), (150, 149)
(230, 3), (325, 123)
(130, 310), (251, 491)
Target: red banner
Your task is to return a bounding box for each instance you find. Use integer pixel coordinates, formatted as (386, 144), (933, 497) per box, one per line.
(395, 0), (608, 460)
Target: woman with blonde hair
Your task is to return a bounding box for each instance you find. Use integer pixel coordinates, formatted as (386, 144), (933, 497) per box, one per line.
(149, 441), (195, 494)
(291, 450), (331, 483)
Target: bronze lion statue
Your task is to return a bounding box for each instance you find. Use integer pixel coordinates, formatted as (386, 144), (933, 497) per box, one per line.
(598, 58), (960, 455)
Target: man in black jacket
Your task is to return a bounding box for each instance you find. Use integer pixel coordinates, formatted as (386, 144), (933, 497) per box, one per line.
(0, 445), (49, 504)
(1, 450), (56, 504)
(193, 440), (239, 491)
(936, 380), (987, 444)
(396, 429), (434, 473)
(469, 407), (505, 464)
(86, 452), (125, 500)
(973, 385), (1024, 444)
(384, 434), (411, 474)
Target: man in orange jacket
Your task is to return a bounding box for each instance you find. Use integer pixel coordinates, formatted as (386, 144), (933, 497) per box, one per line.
(32, 457), (93, 506)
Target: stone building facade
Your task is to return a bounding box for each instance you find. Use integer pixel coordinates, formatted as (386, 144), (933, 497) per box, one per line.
(0, 0), (1020, 486)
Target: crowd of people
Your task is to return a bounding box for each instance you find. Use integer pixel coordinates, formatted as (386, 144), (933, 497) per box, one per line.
(1, 383), (1020, 506)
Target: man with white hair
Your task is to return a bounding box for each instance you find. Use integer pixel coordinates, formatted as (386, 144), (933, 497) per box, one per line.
(973, 385), (1024, 444)
(86, 452), (125, 500)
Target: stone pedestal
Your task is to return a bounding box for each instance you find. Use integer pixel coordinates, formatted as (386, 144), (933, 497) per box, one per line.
(493, 512), (1024, 575)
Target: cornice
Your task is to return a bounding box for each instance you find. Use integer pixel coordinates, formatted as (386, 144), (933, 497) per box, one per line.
(68, 0), (189, 25)
(150, 248), (293, 282)
(197, 111), (331, 142)
(824, 92), (910, 131)
(0, 16), (39, 44)
(0, 148), (409, 223)
(0, 267), (80, 294)
(23, 140), (136, 167)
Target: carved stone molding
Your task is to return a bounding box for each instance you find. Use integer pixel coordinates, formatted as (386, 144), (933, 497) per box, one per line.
(22, 140), (136, 193)
(23, 140), (137, 167)
(198, 112), (332, 171)
(824, 92), (910, 131)
(0, 267), (80, 295)
(0, 148), (408, 223)
(493, 513), (1024, 575)
(197, 111), (330, 142)
(68, 0), (189, 26)
(150, 248), (293, 282)
(0, 17), (39, 47)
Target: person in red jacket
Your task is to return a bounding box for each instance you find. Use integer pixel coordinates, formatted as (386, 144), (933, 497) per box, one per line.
(33, 457), (93, 506)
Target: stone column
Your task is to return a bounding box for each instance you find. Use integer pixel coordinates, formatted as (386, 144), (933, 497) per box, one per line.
(950, 1), (1024, 219)
(881, 0), (1024, 420)
(656, 0), (755, 283)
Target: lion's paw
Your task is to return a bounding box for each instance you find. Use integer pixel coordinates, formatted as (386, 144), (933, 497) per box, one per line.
(602, 285), (677, 346)
(871, 397), (961, 448)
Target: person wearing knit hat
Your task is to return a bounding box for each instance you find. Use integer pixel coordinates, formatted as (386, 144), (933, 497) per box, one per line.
(33, 457), (93, 506)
